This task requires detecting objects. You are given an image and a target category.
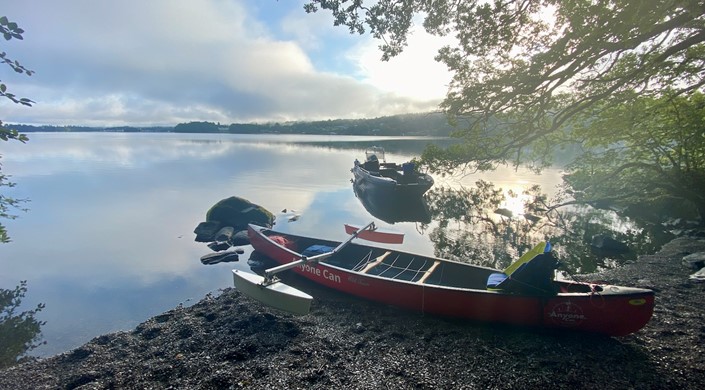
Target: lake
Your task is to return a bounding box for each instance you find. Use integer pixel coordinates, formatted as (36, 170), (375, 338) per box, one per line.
(0, 132), (575, 357)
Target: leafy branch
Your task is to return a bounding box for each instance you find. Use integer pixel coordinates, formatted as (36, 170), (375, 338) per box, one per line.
(1, 15), (35, 108)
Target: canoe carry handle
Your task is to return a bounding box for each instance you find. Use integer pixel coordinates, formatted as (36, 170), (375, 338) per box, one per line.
(262, 221), (377, 285)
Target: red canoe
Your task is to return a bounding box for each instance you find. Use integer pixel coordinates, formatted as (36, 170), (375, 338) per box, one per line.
(243, 224), (654, 337)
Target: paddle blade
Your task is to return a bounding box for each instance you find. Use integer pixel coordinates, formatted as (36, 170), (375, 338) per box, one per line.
(232, 270), (312, 315)
(344, 224), (404, 244)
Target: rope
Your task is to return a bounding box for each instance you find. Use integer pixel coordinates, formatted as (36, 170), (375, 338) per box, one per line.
(375, 255), (432, 282)
(351, 250), (375, 272)
(557, 265), (607, 307)
(588, 284), (606, 308)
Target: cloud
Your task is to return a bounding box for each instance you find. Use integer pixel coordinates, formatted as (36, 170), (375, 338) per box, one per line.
(1, 1), (448, 126)
(349, 29), (453, 101)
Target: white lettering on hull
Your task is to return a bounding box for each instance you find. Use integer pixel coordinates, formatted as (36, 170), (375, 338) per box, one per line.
(298, 264), (341, 284)
(548, 301), (587, 326)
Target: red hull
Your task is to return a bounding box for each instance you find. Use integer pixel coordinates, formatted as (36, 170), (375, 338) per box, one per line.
(247, 225), (654, 336)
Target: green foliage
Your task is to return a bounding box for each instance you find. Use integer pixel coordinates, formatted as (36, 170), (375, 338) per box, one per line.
(1, 15), (31, 243)
(173, 121), (221, 133)
(565, 92), (705, 224)
(0, 121), (28, 143)
(0, 281), (45, 368)
(1, 15), (34, 107)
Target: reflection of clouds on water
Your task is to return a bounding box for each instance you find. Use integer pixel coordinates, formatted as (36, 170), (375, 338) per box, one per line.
(4, 134), (243, 176)
(2, 134), (362, 284)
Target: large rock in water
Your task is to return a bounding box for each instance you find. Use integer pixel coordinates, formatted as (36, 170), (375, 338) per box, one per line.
(194, 197), (275, 244)
(206, 196), (274, 230)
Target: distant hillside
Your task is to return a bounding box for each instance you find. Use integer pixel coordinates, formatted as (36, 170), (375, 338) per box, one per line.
(9, 113), (455, 137)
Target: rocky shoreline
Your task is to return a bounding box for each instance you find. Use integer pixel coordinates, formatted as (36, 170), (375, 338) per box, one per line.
(1, 237), (704, 389)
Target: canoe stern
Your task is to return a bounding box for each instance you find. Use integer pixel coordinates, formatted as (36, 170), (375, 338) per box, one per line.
(544, 287), (655, 336)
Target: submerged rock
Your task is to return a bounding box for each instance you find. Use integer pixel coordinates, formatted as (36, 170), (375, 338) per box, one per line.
(207, 241), (231, 252)
(200, 251), (239, 265)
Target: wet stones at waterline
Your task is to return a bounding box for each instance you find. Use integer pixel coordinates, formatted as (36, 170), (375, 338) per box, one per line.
(193, 196), (275, 265)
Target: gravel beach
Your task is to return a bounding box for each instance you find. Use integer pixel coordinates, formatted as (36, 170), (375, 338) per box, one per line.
(1, 237), (704, 390)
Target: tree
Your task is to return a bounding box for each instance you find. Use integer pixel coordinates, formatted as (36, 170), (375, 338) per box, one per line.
(304, 0), (705, 222)
(564, 91), (705, 223)
(1, 15), (32, 243)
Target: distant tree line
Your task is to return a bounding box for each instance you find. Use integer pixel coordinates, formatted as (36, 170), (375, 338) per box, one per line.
(8, 124), (168, 133)
(225, 113), (455, 136)
(9, 112), (456, 137)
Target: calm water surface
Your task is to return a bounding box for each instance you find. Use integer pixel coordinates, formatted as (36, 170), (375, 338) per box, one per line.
(0, 133), (562, 356)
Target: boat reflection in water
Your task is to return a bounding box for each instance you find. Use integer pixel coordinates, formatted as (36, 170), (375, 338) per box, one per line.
(352, 180), (432, 224)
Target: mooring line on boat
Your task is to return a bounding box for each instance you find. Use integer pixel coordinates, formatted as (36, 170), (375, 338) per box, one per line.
(589, 286), (606, 309)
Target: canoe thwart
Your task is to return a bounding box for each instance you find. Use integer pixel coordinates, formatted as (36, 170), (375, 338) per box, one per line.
(417, 261), (441, 284)
(361, 251), (392, 273)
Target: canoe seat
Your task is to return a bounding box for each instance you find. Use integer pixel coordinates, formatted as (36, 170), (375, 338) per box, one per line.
(487, 243), (560, 295)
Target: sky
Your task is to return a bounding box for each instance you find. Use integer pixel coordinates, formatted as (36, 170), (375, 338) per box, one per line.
(1, 0), (453, 127)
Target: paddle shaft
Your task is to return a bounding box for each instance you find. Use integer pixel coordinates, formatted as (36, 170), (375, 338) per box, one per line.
(263, 221), (376, 283)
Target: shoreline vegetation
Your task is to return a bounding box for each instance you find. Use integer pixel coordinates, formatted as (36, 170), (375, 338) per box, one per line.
(7, 113), (456, 137)
(1, 235), (704, 389)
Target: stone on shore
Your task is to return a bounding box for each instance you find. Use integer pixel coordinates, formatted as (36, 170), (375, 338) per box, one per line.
(683, 252), (705, 270)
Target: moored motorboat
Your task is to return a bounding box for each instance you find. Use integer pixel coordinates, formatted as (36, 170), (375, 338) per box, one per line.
(352, 147), (434, 197)
(237, 224), (655, 337)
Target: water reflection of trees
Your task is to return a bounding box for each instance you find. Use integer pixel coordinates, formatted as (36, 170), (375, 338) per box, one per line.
(0, 281), (45, 368)
(421, 181), (673, 274)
